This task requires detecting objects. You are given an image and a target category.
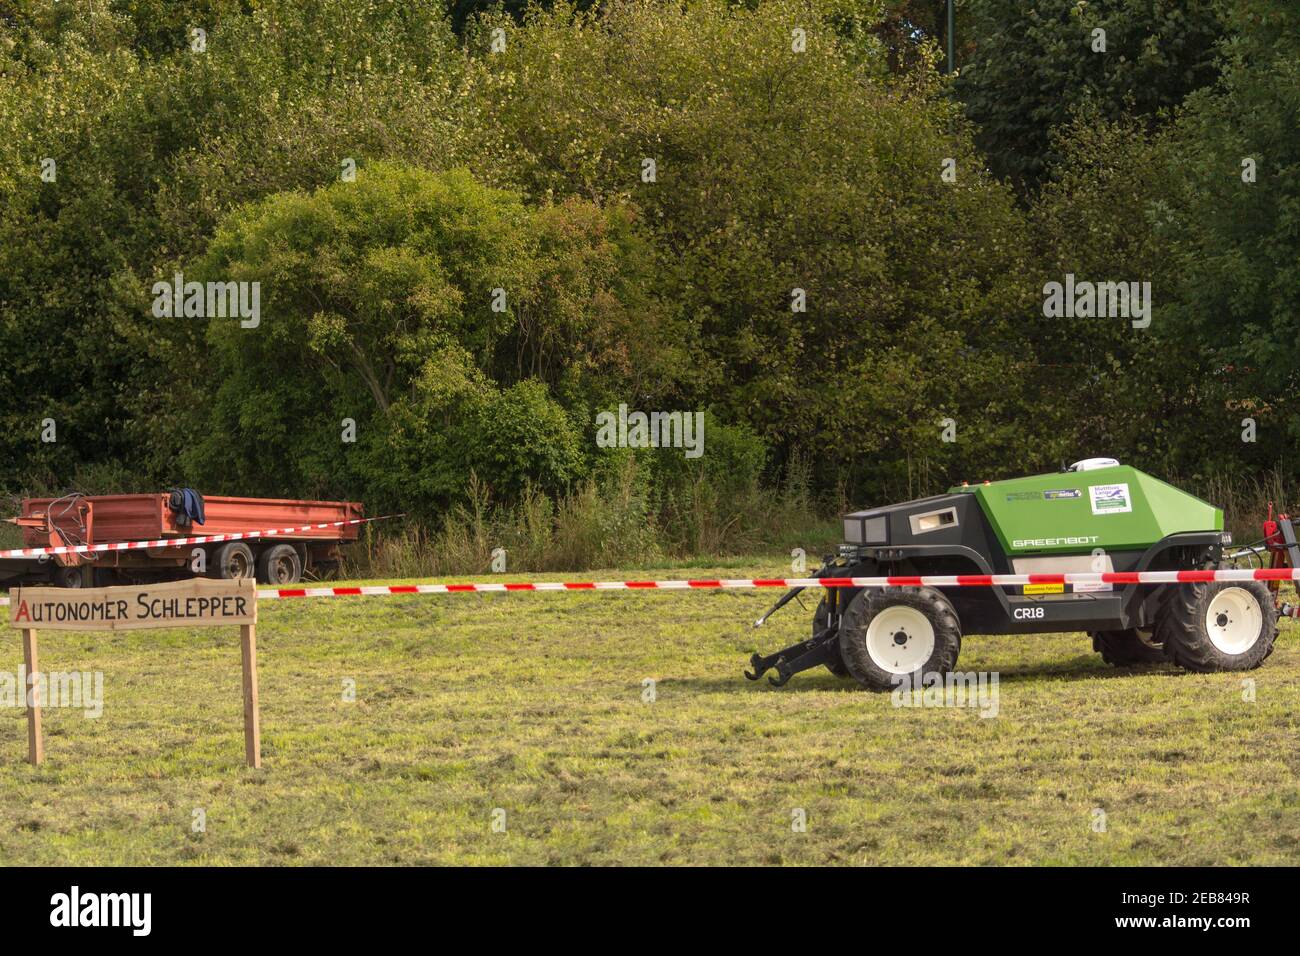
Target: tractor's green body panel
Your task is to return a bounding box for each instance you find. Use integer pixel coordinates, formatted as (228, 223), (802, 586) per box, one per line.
(951, 465), (1223, 555)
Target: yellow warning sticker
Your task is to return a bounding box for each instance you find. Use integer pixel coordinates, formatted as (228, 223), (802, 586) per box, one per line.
(1023, 582), (1065, 595)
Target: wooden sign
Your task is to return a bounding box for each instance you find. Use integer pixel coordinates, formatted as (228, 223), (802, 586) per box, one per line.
(9, 577), (255, 631)
(9, 577), (261, 768)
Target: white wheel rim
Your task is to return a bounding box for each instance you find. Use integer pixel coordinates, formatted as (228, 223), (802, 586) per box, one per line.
(1205, 587), (1262, 655)
(865, 605), (935, 675)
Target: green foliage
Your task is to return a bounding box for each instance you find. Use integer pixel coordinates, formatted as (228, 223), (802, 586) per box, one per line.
(0, 0), (465, 489)
(471, 379), (587, 501)
(1028, 113), (1191, 473)
(0, 0), (1294, 549)
(187, 162), (623, 518)
(505, 197), (682, 409)
(646, 412), (770, 553)
(446, 0), (598, 35)
(956, 0), (1228, 191)
(1160, 0), (1300, 441)
(466, 0), (1034, 500)
(1030, 2), (1300, 473)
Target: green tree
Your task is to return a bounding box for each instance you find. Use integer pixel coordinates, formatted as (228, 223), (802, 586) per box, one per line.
(955, 0), (1228, 192)
(1160, 0), (1300, 443)
(1029, 113), (1218, 476)
(0, 0), (465, 490)
(187, 162), (660, 517)
(464, 0), (1038, 501)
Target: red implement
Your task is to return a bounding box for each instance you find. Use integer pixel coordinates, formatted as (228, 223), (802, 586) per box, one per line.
(12, 493), (363, 586)
(19, 494), (363, 548)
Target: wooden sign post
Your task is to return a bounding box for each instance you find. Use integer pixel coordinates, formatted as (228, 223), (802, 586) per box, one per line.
(8, 577), (260, 768)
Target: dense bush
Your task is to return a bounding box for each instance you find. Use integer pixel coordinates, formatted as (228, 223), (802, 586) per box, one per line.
(955, 0), (1228, 191)
(185, 162), (625, 519)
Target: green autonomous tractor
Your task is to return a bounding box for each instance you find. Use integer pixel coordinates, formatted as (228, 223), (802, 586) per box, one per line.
(746, 459), (1288, 689)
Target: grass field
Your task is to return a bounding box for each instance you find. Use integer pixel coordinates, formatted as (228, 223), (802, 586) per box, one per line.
(2, 558), (1298, 866)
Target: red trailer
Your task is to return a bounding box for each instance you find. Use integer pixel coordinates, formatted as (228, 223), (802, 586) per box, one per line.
(5, 492), (363, 588)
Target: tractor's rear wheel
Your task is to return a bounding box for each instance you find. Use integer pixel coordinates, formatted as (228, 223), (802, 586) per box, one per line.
(837, 587), (961, 691)
(812, 597), (850, 676)
(1090, 628), (1166, 666)
(1157, 581), (1277, 672)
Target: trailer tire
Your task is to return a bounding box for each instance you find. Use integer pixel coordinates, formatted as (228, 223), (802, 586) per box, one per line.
(257, 544), (302, 585)
(211, 542), (255, 581)
(812, 597), (850, 676)
(1090, 629), (1165, 666)
(1158, 580), (1277, 672)
(838, 587), (961, 691)
(54, 564), (99, 589)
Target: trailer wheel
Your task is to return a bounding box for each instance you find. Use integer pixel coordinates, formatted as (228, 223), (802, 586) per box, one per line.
(812, 597), (850, 676)
(838, 587), (961, 691)
(211, 542), (255, 580)
(257, 544), (302, 585)
(54, 564), (98, 589)
(1089, 629), (1165, 666)
(1158, 581), (1277, 672)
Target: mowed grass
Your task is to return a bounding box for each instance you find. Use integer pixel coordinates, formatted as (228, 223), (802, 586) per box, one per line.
(1, 560), (1298, 866)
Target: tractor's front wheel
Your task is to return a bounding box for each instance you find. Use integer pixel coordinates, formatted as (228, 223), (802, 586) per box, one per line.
(1158, 581), (1277, 672)
(838, 587), (961, 691)
(1090, 628), (1165, 666)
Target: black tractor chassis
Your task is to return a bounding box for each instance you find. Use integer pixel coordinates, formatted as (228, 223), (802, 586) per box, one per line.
(745, 531), (1224, 686)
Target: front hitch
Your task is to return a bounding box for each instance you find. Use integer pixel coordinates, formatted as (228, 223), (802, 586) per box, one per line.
(746, 555), (847, 685)
(744, 627), (841, 685)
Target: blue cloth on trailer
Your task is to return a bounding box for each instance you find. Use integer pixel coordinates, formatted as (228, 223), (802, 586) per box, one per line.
(173, 488), (205, 526)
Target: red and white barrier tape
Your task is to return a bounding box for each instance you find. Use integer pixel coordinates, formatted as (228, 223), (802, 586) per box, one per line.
(252, 567), (1300, 600)
(3, 568), (1296, 608)
(0, 515), (390, 561)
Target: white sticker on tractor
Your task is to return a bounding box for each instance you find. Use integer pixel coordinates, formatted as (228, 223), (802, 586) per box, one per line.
(1089, 483), (1132, 515)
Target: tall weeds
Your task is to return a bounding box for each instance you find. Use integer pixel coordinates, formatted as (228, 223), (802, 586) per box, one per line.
(348, 463), (1300, 577)
(345, 454), (837, 576)
(1189, 466), (1297, 544)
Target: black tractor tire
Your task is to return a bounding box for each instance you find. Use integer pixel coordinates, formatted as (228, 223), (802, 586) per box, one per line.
(256, 543), (303, 585)
(211, 541), (255, 581)
(53, 564), (99, 589)
(1090, 629), (1166, 666)
(813, 596), (850, 676)
(838, 587), (961, 691)
(1157, 580), (1277, 672)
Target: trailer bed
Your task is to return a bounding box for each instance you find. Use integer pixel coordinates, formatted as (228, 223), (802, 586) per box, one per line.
(6, 492), (364, 588)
